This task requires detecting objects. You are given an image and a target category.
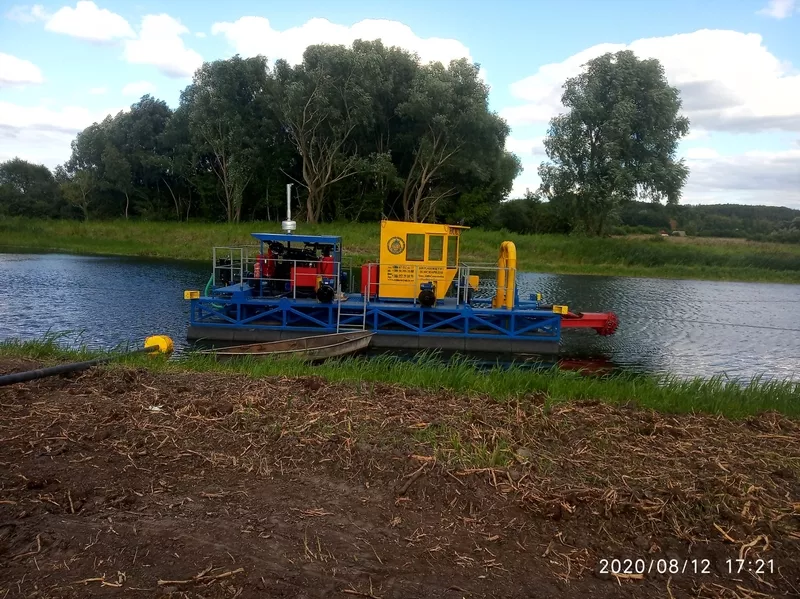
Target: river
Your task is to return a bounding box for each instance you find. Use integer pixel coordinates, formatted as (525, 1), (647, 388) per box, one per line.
(1, 252), (798, 380)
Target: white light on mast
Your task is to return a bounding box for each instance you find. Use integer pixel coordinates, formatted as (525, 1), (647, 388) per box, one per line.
(282, 183), (296, 233)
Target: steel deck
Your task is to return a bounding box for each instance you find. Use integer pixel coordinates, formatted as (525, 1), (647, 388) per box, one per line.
(187, 294), (563, 353)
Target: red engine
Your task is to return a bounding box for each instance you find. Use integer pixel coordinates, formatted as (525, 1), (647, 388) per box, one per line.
(318, 254), (334, 277)
(253, 249), (276, 279)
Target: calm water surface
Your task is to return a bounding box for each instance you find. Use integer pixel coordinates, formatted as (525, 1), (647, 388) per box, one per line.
(1, 252), (798, 380)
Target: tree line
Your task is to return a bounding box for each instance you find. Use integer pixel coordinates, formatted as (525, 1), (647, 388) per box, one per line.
(491, 193), (800, 243)
(6, 43), (789, 241)
(0, 40), (520, 226)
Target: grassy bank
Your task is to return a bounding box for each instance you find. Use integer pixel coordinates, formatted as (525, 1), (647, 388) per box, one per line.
(2, 217), (800, 283)
(2, 335), (798, 419)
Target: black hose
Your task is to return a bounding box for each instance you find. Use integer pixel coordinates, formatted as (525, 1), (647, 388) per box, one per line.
(0, 345), (159, 387)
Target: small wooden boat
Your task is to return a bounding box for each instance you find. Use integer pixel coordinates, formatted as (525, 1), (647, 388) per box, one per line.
(200, 331), (374, 361)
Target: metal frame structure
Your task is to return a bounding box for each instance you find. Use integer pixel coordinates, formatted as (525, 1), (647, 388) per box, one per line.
(186, 222), (618, 353)
(188, 295), (563, 352)
(189, 251), (564, 352)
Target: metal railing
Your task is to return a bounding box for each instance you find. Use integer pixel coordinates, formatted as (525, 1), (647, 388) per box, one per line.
(208, 248), (517, 311)
(453, 263), (517, 308)
(212, 246), (252, 287)
(346, 261), (517, 308)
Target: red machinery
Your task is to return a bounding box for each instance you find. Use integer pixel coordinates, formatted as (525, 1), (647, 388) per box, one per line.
(560, 311), (619, 336)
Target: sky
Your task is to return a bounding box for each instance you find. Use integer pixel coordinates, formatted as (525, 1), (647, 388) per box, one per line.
(1, 0), (799, 208)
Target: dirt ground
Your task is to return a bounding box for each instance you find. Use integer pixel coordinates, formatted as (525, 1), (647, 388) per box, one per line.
(1, 358), (798, 598)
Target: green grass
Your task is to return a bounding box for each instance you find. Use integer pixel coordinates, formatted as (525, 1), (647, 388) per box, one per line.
(2, 337), (798, 419)
(0, 331), (105, 361)
(2, 217), (800, 283)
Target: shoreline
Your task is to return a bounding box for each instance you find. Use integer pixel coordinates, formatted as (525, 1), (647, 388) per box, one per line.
(2, 217), (799, 284)
(1, 338), (798, 419)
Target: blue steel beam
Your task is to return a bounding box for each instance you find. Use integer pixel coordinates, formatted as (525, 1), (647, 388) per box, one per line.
(189, 295), (564, 341)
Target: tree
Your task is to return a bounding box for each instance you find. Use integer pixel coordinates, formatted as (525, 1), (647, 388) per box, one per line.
(118, 95), (174, 219)
(276, 44), (376, 224)
(0, 158), (62, 217)
(538, 50), (690, 235)
(28, 40), (521, 226)
(101, 144), (133, 218)
(181, 56), (276, 223)
(61, 170), (95, 221)
(396, 59), (516, 222)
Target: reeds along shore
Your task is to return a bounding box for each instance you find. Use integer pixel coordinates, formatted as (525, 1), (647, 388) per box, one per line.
(2, 335), (798, 419)
(2, 217), (800, 283)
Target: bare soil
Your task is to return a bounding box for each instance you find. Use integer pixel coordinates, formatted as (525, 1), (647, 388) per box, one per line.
(1, 358), (798, 598)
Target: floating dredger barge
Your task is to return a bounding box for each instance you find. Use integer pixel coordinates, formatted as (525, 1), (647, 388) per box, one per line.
(185, 186), (618, 354)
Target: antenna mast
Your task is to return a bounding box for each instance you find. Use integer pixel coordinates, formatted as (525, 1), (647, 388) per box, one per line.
(282, 183), (296, 233)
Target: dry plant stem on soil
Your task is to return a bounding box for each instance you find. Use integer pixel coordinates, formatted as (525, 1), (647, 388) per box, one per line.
(0, 359), (798, 598)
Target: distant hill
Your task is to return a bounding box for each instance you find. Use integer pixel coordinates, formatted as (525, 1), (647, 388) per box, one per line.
(619, 202), (800, 242)
(490, 198), (800, 243)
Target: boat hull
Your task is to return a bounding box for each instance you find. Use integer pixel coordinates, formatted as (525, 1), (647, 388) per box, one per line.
(201, 331), (374, 361)
(188, 325), (560, 355)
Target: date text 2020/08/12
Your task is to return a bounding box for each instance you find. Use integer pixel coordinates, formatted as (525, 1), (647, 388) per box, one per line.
(598, 558), (775, 576)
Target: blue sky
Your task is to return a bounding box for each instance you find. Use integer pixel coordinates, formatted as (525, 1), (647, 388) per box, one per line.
(1, 0), (799, 207)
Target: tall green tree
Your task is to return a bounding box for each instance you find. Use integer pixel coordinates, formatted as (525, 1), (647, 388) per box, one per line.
(61, 169), (95, 221)
(0, 158), (63, 217)
(181, 55), (277, 223)
(101, 144), (133, 218)
(397, 59), (516, 222)
(275, 44), (378, 224)
(36, 40), (521, 226)
(538, 50), (690, 235)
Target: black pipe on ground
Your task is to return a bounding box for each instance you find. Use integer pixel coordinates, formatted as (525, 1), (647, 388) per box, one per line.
(0, 335), (174, 387)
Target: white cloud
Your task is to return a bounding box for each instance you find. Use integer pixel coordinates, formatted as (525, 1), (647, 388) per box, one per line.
(0, 101), (125, 168)
(0, 102), (118, 135)
(684, 147), (720, 160)
(32, 5), (202, 77)
(684, 149), (800, 208)
(121, 80), (156, 96)
(757, 0), (796, 19)
(44, 1), (135, 42)
(510, 147), (800, 207)
(89, 86), (107, 95)
(123, 14), (203, 78)
(502, 30), (800, 134)
(195, 31), (206, 38)
(5, 4), (48, 22)
(505, 136), (545, 158)
(0, 53), (44, 87)
(211, 16), (473, 68)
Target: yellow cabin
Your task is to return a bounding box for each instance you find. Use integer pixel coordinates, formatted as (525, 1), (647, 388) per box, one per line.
(373, 220), (481, 305)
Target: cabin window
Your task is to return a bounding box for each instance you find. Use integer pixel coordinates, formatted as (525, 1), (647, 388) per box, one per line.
(406, 234), (425, 261)
(447, 235), (459, 267)
(428, 235), (444, 261)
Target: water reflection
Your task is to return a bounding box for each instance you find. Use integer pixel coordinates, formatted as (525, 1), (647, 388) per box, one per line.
(0, 253), (798, 381)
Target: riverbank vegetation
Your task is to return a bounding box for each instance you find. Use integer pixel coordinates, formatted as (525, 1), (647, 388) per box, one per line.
(0, 43), (519, 227)
(2, 216), (800, 283)
(496, 193), (800, 243)
(6, 42), (795, 247)
(2, 335), (798, 419)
